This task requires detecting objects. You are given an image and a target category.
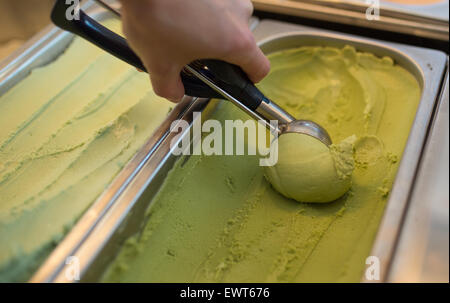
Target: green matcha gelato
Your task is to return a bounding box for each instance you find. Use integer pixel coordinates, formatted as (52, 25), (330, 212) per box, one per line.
(101, 45), (421, 283)
(0, 19), (171, 282)
(264, 134), (355, 203)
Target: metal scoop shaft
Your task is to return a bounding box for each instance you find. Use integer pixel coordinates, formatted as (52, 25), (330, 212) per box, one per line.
(185, 61), (332, 146)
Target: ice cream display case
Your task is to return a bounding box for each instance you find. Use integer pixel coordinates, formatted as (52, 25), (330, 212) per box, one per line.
(0, 1), (447, 282)
(32, 19), (447, 282)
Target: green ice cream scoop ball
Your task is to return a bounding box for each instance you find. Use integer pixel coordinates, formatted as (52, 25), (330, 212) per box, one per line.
(264, 133), (356, 203)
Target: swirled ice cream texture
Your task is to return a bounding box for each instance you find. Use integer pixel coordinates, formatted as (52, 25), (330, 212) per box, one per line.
(101, 45), (421, 282)
(0, 19), (171, 282)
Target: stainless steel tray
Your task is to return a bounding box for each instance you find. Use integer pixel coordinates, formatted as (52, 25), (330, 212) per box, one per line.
(252, 0), (449, 41)
(0, 3), (202, 282)
(17, 6), (259, 282)
(388, 68), (449, 283)
(256, 20), (448, 283)
(288, 0), (449, 22)
(33, 19), (447, 282)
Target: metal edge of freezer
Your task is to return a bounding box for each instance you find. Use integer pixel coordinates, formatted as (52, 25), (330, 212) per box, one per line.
(251, 0), (449, 41)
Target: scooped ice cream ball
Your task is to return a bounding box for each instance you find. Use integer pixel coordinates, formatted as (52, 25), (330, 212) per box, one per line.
(264, 133), (355, 203)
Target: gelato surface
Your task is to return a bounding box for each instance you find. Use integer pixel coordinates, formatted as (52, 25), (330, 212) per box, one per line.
(264, 133), (355, 203)
(102, 45), (421, 282)
(0, 19), (171, 282)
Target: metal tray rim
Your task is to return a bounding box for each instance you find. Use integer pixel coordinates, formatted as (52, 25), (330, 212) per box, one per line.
(252, 0), (449, 41)
(290, 0), (450, 23)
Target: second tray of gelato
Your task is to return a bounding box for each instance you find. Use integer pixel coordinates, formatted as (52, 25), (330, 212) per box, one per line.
(0, 19), (172, 282)
(101, 45), (421, 282)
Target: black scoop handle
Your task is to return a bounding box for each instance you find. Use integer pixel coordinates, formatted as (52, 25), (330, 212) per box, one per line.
(51, 0), (264, 110)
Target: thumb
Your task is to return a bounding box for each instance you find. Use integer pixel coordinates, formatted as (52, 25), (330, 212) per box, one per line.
(148, 65), (185, 103)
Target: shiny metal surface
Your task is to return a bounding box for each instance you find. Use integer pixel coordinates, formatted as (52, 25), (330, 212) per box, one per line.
(256, 97), (294, 124)
(388, 69), (449, 283)
(258, 99), (332, 146)
(187, 62), (331, 146)
(252, 0), (449, 41)
(282, 120), (333, 146)
(36, 22), (446, 282)
(184, 64), (274, 131)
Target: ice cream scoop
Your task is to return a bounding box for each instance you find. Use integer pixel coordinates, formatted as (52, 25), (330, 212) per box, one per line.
(184, 60), (332, 146)
(264, 134), (355, 203)
(51, 0), (332, 147)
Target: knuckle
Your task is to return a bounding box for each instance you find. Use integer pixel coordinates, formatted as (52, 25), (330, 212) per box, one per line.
(152, 83), (171, 99)
(224, 30), (255, 58)
(244, 1), (254, 16)
(149, 60), (172, 76)
(236, 31), (254, 50)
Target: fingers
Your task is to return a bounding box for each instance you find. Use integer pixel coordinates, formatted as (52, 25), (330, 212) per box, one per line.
(237, 0), (254, 21)
(223, 31), (270, 83)
(148, 65), (185, 103)
(239, 46), (271, 83)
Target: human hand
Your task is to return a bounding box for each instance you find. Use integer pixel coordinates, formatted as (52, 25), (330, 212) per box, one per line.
(120, 0), (270, 102)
